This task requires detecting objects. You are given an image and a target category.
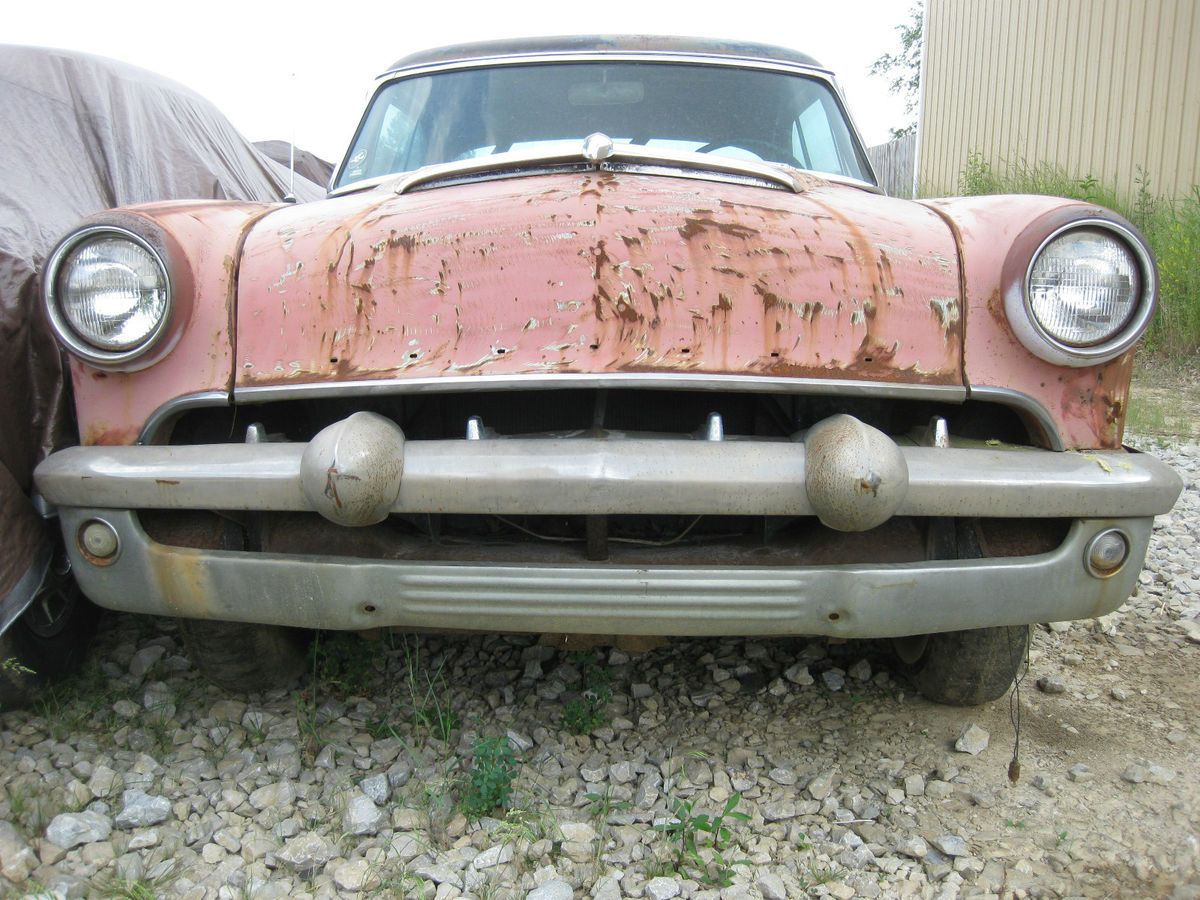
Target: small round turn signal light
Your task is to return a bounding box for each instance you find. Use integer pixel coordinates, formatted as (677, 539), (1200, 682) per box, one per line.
(79, 519), (119, 564)
(1086, 528), (1129, 577)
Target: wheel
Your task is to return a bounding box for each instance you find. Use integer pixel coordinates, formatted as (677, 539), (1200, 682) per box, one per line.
(179, 619), (310, 693)
(893, 625), (1029, 706)
(0, 549), (98, 710)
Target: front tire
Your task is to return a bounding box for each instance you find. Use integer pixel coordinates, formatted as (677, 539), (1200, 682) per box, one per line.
(0, 553), (97, 710)
(179, 619), (309, 693)
(893, 625), (1029, 706)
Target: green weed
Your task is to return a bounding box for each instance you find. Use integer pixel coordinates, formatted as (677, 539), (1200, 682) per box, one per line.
(653, 792), (752, 887)
(459, 736), (518, 819)
(585, 786), (632, 826)
(308, 632), (376, 697)
(90, 861), (177, 900)
(561, 655), (612, 735)
(401, 636), (459, 748)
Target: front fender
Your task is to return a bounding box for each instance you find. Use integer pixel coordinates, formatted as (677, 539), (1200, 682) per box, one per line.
(925, 195), (1138, 450)
(63, 201), (279, 446)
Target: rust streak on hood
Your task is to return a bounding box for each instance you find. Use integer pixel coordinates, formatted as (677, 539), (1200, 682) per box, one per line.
(235, 172), (963, 388)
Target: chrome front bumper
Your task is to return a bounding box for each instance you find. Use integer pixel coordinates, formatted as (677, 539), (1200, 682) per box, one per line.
(33, 412), (1182, 637)
(45, 509), (1158, 636)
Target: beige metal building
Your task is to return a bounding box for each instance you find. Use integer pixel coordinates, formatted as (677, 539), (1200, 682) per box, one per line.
(917, 0), (1200, 198)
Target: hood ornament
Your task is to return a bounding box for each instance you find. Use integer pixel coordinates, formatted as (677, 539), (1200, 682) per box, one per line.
(582, 132), (615, 166)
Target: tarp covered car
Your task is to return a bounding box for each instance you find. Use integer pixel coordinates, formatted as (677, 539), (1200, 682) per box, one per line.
(0, 45), (324, 703)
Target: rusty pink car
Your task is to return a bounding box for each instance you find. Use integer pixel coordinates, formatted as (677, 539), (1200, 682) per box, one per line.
(33, 37), (1182, 705)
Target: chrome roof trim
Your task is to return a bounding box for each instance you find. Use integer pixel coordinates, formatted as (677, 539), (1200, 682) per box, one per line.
(331, 51), (878, 192)
(379, 50), (836, 82)
(234, 373), (966, 404)
(385, 36), (824, 73)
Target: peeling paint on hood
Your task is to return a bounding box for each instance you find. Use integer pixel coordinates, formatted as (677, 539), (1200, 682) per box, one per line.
(235, 171), (963, 388)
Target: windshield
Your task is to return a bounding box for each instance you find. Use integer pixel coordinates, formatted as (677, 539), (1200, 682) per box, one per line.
(336, 61), (872, 189)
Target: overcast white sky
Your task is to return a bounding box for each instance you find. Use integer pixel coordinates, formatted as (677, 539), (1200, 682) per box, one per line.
(7, 0), (917, 166)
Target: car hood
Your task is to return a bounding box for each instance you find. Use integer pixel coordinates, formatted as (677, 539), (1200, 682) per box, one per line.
(234, 170), (963, 388)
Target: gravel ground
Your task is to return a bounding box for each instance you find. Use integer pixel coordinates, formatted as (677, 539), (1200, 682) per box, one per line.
(0, 439), (1197, 899)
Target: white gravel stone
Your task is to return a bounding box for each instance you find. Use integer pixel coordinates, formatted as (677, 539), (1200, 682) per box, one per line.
(334, 858), (381, 892)
(932, 835), (969, 857)
(473, 844), (515, 869)
(0, 822), (36, 883)
(848, 659), (872, 681)
(507, 729), (534, 752)
(645, 876), (681, 900)
(86, 765), (120, 799)
(114, 789), (171, 829)
(560, 822), (597, 843)
(249, 780), (296, 812)
(44, 811), (112, 849)
(756, 873), (787, 900)
(822, 669), (846, 691)
(609, 761), (636, 784)
(343, 792), (384, 835)
(783, 663), (814, 685)
(904, 773), (925, 797)
(896, 836), (928, 858)
(806, 770), (836, 800)
(129, 645), (166, 679)
(359, 773), (391, 805)
(955, 723), (990, 755)
(528, 879), (573, 900)
(580, 755), (607, 783)
(275, 832), (333, 877)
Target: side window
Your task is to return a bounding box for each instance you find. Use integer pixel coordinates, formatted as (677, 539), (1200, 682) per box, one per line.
(792, 99), (843, 174)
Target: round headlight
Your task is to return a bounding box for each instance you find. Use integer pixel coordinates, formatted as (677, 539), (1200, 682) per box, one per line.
(1028, 227), (1139, 347)
(45, 227), (171, 364)
(1010, 217), (1157, 366)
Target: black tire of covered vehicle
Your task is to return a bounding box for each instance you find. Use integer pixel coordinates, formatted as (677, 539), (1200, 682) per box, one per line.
(179, 619), (310, 693)
(893, 624), (1030, 706)
(0, 566), (97, 710)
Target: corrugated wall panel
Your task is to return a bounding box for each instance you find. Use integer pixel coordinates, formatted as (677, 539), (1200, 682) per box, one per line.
(918, 0), (1200, 200)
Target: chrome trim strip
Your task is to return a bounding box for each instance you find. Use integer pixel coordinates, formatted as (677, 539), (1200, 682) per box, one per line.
(381, 51), (837, 81)
(967, 385), (1065, 451)
(331, 52), (878, 193)
(234, 373), (967, 404)
(387, 144), (807, 196)
(35, 438), (1182, 519)
(1017, 218), (1158, 365)
(0, 539), (52, 637)
(138, 390), (230, 446)
(56, 509), (1153, 638)
(42, 225), (174, 369)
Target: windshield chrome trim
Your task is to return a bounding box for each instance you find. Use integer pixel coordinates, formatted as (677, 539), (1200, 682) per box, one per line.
(331, 51), (878, 193)
(233, 373), (965, 404)
(389, 143), (807, 195)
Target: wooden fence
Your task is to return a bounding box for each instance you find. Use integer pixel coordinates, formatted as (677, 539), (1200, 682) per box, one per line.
(866, 133), (917, 198)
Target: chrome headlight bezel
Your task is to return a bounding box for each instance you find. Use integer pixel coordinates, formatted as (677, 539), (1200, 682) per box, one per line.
(42, 224), (175, 369)
(1007, 217), (1157, 367)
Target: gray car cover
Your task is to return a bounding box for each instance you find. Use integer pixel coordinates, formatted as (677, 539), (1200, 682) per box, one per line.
(0, 45), (327, 626)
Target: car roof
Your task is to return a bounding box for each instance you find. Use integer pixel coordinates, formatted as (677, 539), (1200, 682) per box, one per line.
(384, 35), (823, 75)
